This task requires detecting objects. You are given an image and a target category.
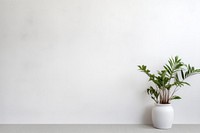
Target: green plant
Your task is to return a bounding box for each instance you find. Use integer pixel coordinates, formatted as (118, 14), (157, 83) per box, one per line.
(138, 56), (200, 104)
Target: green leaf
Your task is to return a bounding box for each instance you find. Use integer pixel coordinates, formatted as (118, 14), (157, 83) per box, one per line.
(170, 95), (182, 100)
(164, 65), (172, 75)
(181, 70), (185, 80)
(181, 81), (190, 86)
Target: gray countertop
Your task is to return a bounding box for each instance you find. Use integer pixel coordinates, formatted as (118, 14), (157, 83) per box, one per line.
(0, 124), (199, 133)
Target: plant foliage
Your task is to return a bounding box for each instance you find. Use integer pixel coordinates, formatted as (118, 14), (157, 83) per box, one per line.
(138, 56), (200, 104)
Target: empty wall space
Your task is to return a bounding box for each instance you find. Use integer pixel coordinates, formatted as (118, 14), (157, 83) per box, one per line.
(0, 0), (200, 124)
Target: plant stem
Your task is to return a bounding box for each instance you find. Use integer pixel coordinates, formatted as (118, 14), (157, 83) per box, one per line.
(170, 86), (178, 99)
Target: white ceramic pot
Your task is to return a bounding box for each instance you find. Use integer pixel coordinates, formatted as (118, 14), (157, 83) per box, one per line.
(152, 104), (174, 129)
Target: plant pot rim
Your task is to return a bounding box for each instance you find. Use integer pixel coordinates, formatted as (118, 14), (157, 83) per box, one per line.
(155, 103), (172, 106)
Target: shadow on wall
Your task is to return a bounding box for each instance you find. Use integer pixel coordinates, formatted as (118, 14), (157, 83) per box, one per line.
(137, 82), (153, 124)
(142, 105), (152, 124)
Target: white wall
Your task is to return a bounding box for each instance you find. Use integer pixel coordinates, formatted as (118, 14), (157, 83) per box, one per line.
(0, 0), (200, 124)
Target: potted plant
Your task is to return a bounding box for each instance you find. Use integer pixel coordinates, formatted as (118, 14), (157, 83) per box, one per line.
(138, 56), (200, 129)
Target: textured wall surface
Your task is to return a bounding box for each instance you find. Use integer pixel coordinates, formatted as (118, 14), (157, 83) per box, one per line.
(0, 0), (200, 124)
